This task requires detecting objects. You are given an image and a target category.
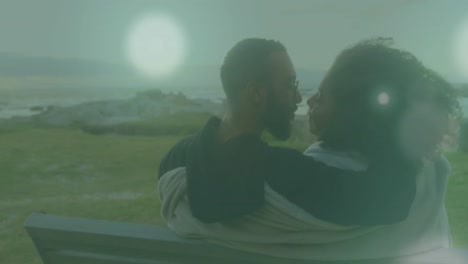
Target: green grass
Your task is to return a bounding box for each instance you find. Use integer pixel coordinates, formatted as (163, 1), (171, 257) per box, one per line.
(0, 126), (179, 263)
(81, 111), (212, 136)
(0, 119), (467, 263)
(444, 152), (468, 248)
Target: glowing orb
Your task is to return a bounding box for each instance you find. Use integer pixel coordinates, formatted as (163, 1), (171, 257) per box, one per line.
(126, 13), (187, 79)
(371, 86), (394, 112)
(377, 92), (390, 105)
(453, 17), (468, 80)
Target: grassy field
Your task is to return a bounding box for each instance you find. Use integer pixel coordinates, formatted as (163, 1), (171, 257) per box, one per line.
(0, 117), (467, 263)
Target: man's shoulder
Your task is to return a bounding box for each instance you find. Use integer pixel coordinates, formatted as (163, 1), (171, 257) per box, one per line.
(216, 135), (304, 164)
(166, 133), (200, 158)
(158, 133), (200, 178)
(174, 134), (199, 149)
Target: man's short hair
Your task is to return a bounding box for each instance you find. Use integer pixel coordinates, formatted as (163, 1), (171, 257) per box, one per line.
(220, 38), (286, 105)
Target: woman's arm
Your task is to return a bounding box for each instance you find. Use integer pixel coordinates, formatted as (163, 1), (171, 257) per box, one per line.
(266, 147), (418, 226)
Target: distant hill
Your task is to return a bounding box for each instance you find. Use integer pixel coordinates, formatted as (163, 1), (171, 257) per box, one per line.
(2, 52), (464, 108)
(0, 52), (131, 77)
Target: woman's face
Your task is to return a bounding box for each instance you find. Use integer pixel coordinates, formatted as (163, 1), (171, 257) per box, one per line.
(307, 78), (335, 137)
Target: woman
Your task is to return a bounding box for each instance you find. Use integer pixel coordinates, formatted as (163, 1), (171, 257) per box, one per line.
(303, 37), (462, 259)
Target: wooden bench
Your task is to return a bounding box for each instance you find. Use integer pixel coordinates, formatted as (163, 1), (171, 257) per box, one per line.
(24, 212), (468, 264)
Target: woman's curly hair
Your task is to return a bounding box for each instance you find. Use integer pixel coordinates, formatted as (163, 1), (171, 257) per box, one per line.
(319, 38), (462, 162)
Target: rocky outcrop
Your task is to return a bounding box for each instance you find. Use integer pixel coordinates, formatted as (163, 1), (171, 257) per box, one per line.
(33, 89), (223, 126)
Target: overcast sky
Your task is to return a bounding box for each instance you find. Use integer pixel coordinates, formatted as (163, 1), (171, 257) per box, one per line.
(1, 0), (468, 82)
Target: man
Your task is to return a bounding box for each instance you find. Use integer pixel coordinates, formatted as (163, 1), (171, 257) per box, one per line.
(158, 38), (419, 226)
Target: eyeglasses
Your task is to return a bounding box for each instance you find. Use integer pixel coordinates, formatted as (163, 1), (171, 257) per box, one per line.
(267, 79), (299, 91)
(291, 80), (299, 90)
(284, 79), (299, 90)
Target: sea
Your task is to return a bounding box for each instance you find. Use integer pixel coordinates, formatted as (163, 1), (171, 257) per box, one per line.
(0, 87), (467, 119)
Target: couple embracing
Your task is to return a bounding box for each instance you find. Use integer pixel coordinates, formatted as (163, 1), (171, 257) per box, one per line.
(158, 38), (461, 261)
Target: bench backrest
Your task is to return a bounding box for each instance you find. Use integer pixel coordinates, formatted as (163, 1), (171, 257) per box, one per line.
(24, 213), (467, 264)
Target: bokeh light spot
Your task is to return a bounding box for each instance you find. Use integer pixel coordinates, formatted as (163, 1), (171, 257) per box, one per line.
(126, 13), (188, 80)
(378, 92), (390, 105)
(453, 16), (468, 81)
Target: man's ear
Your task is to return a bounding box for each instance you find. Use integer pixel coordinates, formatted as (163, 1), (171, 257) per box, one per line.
(246, 80), (267, 106)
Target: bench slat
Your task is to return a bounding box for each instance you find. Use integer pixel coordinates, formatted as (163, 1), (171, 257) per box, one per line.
(24, 213), (468, 264)
(44, 250), (166, 264)
(24, 213), (316, 264)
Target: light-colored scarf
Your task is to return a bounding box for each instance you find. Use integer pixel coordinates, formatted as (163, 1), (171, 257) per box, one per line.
(158, 143), (451, 260)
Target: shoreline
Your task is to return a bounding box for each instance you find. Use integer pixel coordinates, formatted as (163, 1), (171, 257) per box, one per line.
(1, 96), (467, 120)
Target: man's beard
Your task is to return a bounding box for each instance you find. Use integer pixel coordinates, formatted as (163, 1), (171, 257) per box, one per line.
(263, 94), (294, 141)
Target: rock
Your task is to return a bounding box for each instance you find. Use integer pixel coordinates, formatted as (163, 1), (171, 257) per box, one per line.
(32, 89), (222, 126)
(30, 106), (46, 112)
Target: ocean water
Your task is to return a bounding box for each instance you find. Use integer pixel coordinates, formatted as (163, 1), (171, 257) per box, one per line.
(0, 87), (467, 119)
